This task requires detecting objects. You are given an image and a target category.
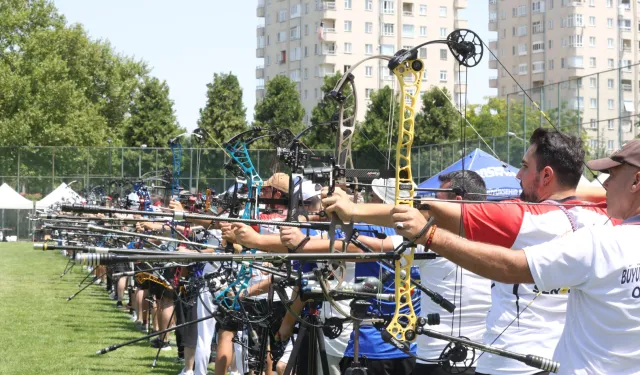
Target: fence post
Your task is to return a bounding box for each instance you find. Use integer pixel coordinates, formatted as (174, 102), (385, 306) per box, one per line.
(189, 148), (193, 192)
(52, 149), (55, 189)
(523, 93), (527, 155)
(16, 148), (20, 191)
(597, 73), (600, 157)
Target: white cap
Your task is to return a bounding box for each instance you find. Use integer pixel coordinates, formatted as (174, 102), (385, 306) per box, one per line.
(298, 180), (321, 201)
(371, 178), (416, 205)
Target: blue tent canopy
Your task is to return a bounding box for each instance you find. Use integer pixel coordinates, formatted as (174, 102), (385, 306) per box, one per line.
(417, 148), (522, 200)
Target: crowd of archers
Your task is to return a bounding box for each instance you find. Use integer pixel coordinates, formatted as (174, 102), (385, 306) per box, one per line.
(32, 128), (640, 375)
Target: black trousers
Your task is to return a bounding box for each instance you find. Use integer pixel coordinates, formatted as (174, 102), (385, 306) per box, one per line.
(340, 356), (416, 375)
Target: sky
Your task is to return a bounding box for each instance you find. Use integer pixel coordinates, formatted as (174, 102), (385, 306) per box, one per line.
(53, 0), (495, 131)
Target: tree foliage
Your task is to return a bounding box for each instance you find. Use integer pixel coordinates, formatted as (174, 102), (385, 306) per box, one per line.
(253, 75), (305, 139)
(123, 77), (182, 147)
(0, 0), (174, 147)
(197, 72), (248, 147)
(413, 87), (461, 146)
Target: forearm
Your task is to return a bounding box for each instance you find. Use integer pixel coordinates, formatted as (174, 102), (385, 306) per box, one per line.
(351, 202), (462, 234)
(352, 204), (396, 227)
(187, 218), (216, 227)
(245, 278), (271, 297)
(242, 234), (289, 253)
(425, 228), (533, 284)
(299, 238), (363, 253)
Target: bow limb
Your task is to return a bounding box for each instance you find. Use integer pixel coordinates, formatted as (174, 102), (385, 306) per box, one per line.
(384, 51), (423, 345)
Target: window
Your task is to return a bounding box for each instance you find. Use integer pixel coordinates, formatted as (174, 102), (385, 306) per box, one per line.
(589, 16), (595, 26)
(366, 0), (373, 11)
(314, 44), (318, 55)
(589, 37), (595, 47)
(519, 43), (528, 55)
(304, 25), (309, 36)
(548, 20), (553, 30)
(532, 61), (545, 73)
(290, 26), (300, 40)
(365, 44), (373, 55)
(533, 21), (543, 34)
(532, 41), (544, 53)
(532, 1), (544, 13)
(381, 44), (395, 55)
(548, 39), (553, 49)
(267, 14), (271, 25)
(518, 25), (527, 36)
(365, 66), (373, 77)
(589, 57), (596, 68)
(561, 58), (565, 68)
(440, 70), (447, 81)
(382, 0), (394, 14)
(589, 77), (596, 88)
(290, 47), (301, 61)
(289, 69), (300, 82)
(439, 6), (447, 17)
(291, 4), (301, 17)
(266, 55), (270, 65)
(608, 99), (614, 109)
(277, 31), (287, 42)
(608, 79), (614, 89)
(403, 24), (415, 37)
(420, 26), (427, 36)
(608, 120), (614, 130)
(422, 70), (428, 80)
(419, 4), (427, 15)
(304, 68), (308, 79)
(590, 119), (597, 129)
(607, 140), (614, 151)
(365, 88), (373, 99)
(607, 18), (613, 28)
(278, 9), (287, 22)
(548, 59), (554, 70)
(344, 0), (352, 9)
(589, 0), (595, 6)
(569, 35), (583, 47)
(512, 7), (517, 17)
(440, 49), (447, 60)
(568, 56), (583, 68)
(365, 22), (373, 33)
(419, 47), (427, 58)
(383, 23), (395, 36)
(607, 38), (614, 48)
(314, 88), (318, 99)
(518, 64), (528, 75)
(518, 5), (527, 16)
(279, 50), (286, 63)
(304, 46), (308, 57)
(606, 0), (612, 7)
(590, 98), (597, 108)
(440, 28), (447, 37)
(304, 90), (308, 100)
(344, 42), (352, 53)
(344, 21), (352, 32)
(608, 58), (614, 68)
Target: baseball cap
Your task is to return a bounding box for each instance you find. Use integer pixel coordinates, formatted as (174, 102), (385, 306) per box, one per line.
(371, 178), (416, 205)
(587, 140), (640, 172)
(298, 180), (321, 201)
(263, 173), (290, 193)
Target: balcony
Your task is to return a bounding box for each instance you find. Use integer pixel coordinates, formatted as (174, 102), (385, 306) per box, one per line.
(257, 26), (265, 37)
(256, 47), (264, 58)
(622, 84), (633, 92)
(316, 1), (336, 11)
(402, 2), (414, 16)
(489, 39), (497, 50)
(567, 1), (584, 6)
(455, 0), (468, 9)
(256, 87), (265, 100)
(489, 77), (498, 88)
(489, 19), (498, 31)
(455, 19), (468, 29)
(256, 66), (264, 79)
(257, 0), (265, 17)
(489, 58), (497, 69)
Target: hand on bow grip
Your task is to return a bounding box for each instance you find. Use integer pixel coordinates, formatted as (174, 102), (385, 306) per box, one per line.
(391, 205), (429, 242)
(169, 199), (184, 211)
(279, 226), (307, 250)
(321, 187), (355, 223)
(231, 223), (260, 248)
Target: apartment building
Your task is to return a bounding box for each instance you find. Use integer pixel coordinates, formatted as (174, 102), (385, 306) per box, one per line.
(489, 0), (639, 153)
(257, 0), (468, 124)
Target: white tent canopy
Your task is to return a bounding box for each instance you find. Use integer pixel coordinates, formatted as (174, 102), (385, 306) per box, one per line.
(36, 182), (85, 209)
(0, 183), (33, 209)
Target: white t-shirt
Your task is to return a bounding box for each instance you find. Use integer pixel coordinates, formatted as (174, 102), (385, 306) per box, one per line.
(524, 224), (640, 375)
(321, 262), (355, 358)
(415, 250), (492, 362)
(462, 199), (612, 375)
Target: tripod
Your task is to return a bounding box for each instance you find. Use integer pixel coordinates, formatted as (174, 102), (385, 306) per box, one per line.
(344, 299), (373, 375)
(283, 306), (330, 375)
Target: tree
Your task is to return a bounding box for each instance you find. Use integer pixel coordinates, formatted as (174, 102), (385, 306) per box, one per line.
(123, 77), (182, 147)
(413, 87), (461, 146)
(197, 72), (248, 147)
(253, 75), (305, 140)
(305, 72), (353, 149)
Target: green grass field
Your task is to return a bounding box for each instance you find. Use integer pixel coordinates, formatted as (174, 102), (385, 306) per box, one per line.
(0, 242), (183, 375)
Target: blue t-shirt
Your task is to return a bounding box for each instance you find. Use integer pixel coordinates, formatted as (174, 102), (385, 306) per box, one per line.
(343, 225), (422, 359)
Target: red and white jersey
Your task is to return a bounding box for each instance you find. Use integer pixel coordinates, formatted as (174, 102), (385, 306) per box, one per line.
(462, 198), (613, 375)
(258, 212), (286, 234)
